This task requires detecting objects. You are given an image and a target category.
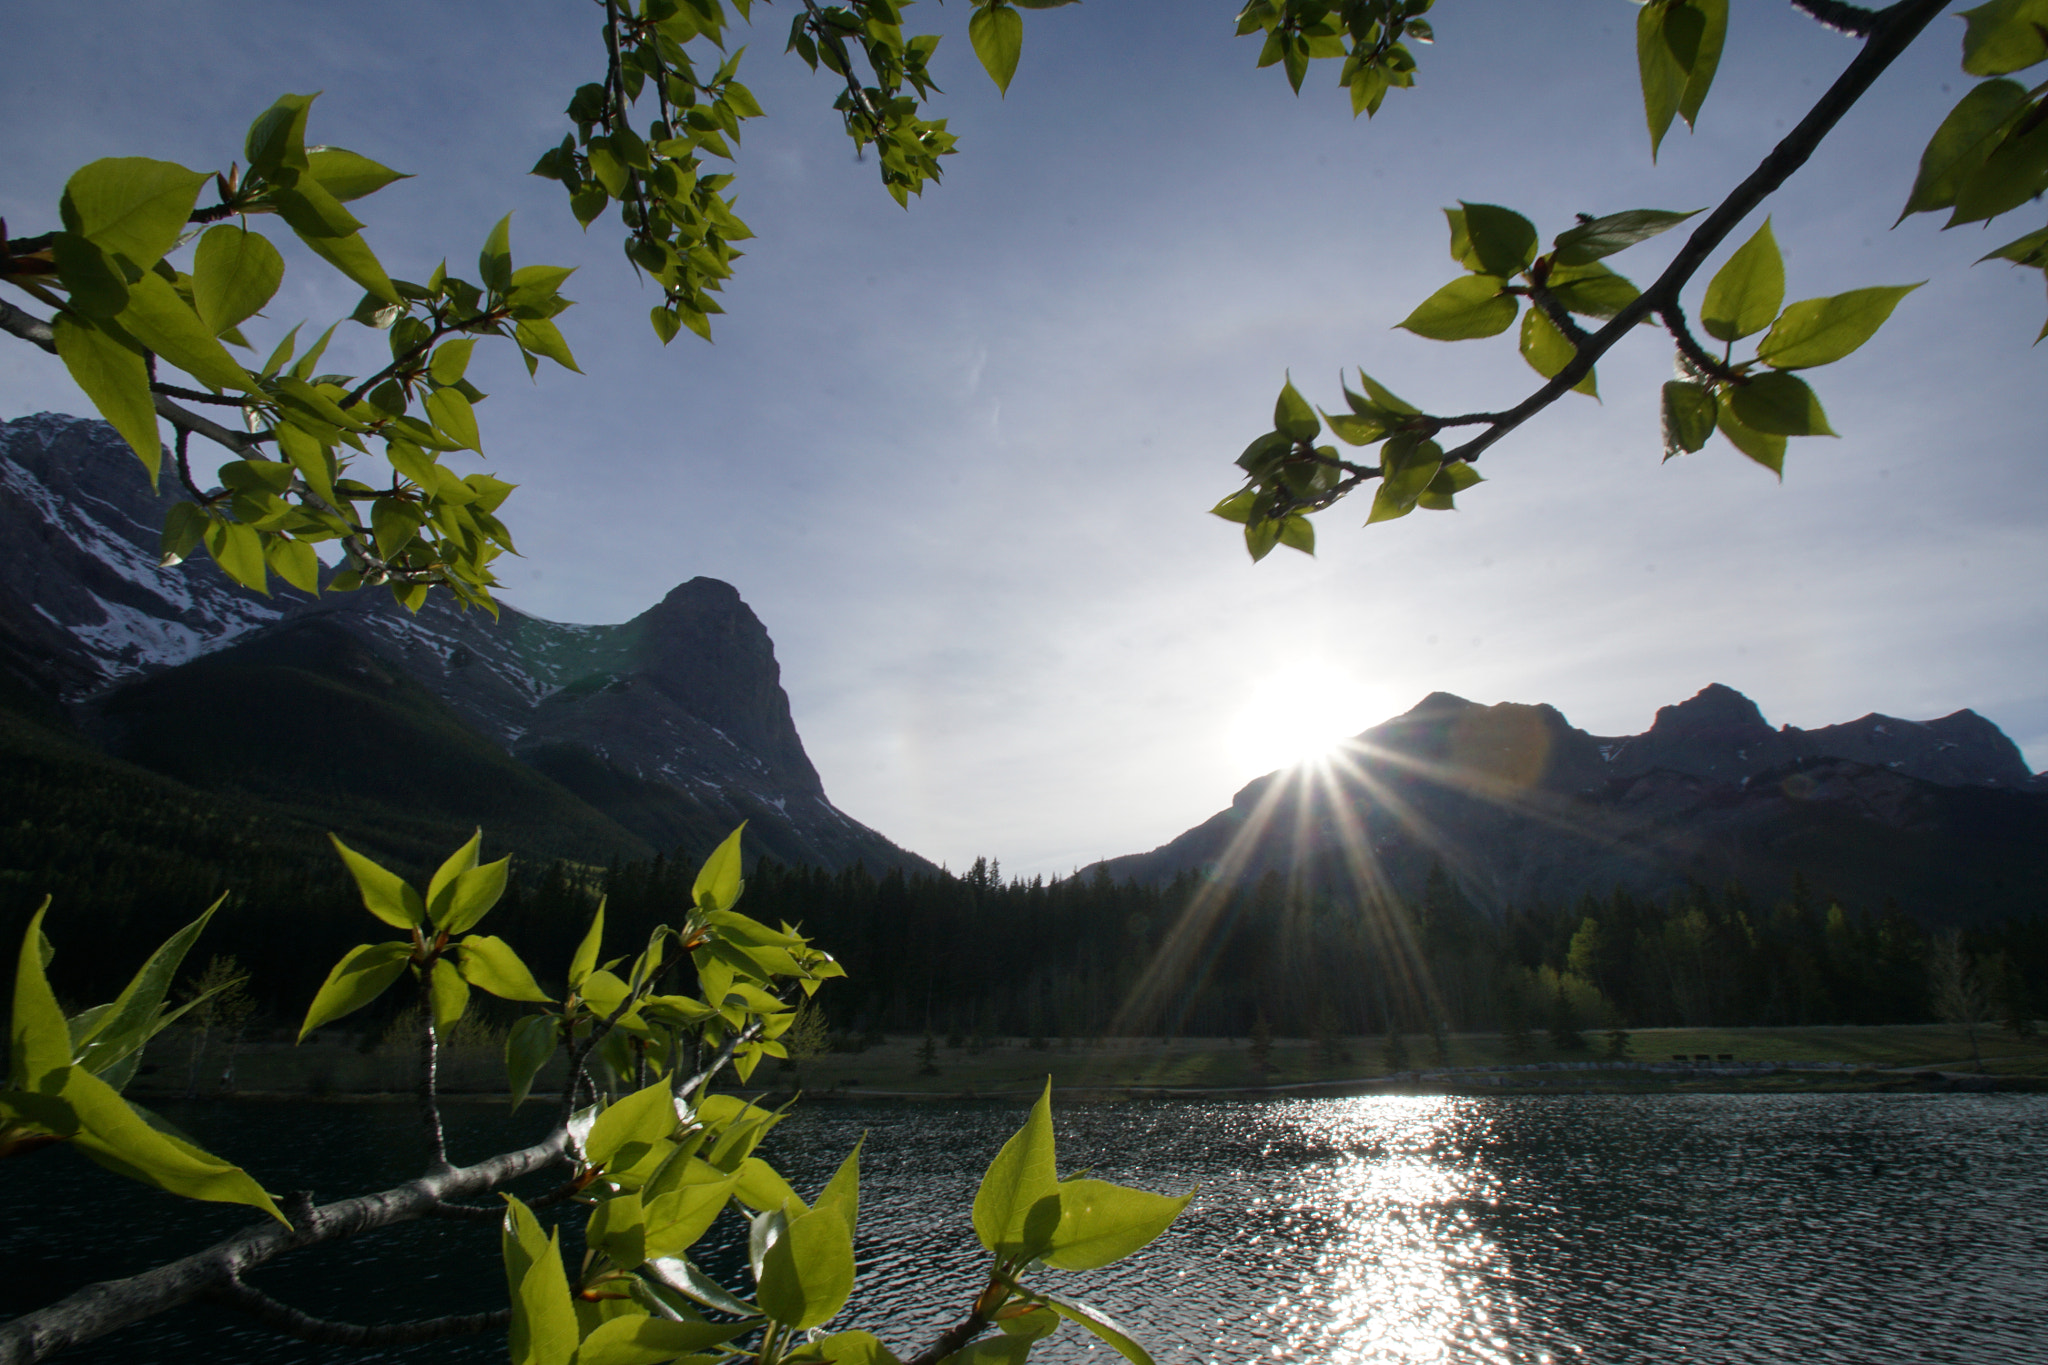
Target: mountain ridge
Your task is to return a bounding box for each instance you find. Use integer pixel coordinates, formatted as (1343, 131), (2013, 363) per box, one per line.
(1087, 684), (2048, 924)
(0, 412), (929, 875)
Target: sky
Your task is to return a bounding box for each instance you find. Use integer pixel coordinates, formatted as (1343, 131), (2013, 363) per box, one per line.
(4, 1), (2044, 878)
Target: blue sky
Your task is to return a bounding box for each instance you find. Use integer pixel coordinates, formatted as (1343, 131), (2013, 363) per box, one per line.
(4, 1), (2044, 877)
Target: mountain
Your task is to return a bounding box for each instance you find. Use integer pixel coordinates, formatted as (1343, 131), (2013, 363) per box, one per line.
(0, 412), (928, 875)
(1088, 684), (2048, 924)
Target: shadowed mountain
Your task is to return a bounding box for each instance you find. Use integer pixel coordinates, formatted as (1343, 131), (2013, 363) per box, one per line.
(0, 412), (929, 875)
(1087, 686), (2048, 925)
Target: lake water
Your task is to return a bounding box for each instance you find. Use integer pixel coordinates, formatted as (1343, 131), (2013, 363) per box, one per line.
(4, 1094), (2045, 1364)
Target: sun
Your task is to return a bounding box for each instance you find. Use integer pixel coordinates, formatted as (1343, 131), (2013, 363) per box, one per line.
(1223, 661), (1389, 777)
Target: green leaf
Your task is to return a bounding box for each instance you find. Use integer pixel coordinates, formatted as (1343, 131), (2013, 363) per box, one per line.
(1366, 435), (1443, 524)
(1397, 275), (1516, 340)
(577, 1316), (752, 1365)
(643, 1167), (744, 1259)
(569, 901), (607, 991)
(515, 317), (583, 373)
(1728, 371), (1834, 437)
(192, 226), (285, 336)
(10, 903), (70, 1089)
(69, 901), (220, 1079)
(504, 1197), (579, 1365)
(757, 1200), (857, 1329)
(1700, 219), (1783, 343)
(296, 226), (402, 306)
(203, 519), (269, 594)
(1272, 379), (1319, 443)
(937, 1339), (1032, 1365)
(973, 1079), (1058, 1254)
(1457, 202), (1539, 278)
(1637, 2), (1684, 159)
(1661, 381), (1718, 458)
(51, 315), (158, 481)
(735, 1154), (806, 1213)
(1545, 261), (1642, 319)
(428, 338), (477, 387)
(506, 1014), (559, 1109)
(1518, 308), (1596, 396)
(806, 1332), (905, 1365)
(264, 536), (321, 595)
(1209, 489), (1256, 525)
(60, 1065), (285, 1221)
(60, 158), (208, 271)
(480, 215), (514, 294)
(245, 93), (316, 179)
(426, 386), (482, 453)
(1961, 0), (2048, 76)
(1900, 80), (2031, 219)
(306, 146), (409, 202)
(1551, 208), (1701, 266)
(1674, 0), (1727, 132)
(1417, 458), (1481, 512)
(118, 270), (256, 392)
(52, 232), (130, 318)
(692, 825), (747, 915)
(1038, 1294), (1155, 1365)
(1276, 514), (1314, 556)
(1040, 1178), (1192, 1271)
(1716, 397), (1788, 475)
(298, 941), (411, 1041)
(329, 833), (427, 928)
(970, 4), (1025, 94)
(160, 502), (208, 564)
(1951, 106), (2048, 223)
(587, 1078), (681, 1171)
(812, 1136), (862, 1240)
(1350, 370), (1419, 415)
(456, 935), (551, 1003)
(1756, 284), (1920, 369)
(436, 858), (510, 935)
(424, 830), (481, 916)
(430, 957), (470, 1032)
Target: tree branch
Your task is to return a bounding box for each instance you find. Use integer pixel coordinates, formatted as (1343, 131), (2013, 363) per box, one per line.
(0, 1129), (567, 1365)
(418, 970), (451, 1172)
(1656, 300), (1744, 384)
(903, 1308), (995, 1365)
(206, 1275), (510, 1347)
(1434, 0), (1950, 468)
(1789, 0), (1882, 37)
(0, 297), (56, 353)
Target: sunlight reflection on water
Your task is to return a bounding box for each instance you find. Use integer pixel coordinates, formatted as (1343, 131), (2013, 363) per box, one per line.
(6, 1094), (2047, 1365)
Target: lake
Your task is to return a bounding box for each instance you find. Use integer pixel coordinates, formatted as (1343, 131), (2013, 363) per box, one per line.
(3, 1094), (2045, 1364)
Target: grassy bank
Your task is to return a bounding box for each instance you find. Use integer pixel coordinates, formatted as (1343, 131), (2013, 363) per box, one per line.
(130, 1022), (2048, 1102)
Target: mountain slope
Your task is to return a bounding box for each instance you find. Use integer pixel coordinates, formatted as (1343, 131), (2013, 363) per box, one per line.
(0, 412), (928, 875)
(1089, 686), (2048, 924)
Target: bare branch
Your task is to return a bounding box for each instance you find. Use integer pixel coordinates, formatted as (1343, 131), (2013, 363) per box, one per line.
(1789, 0), (1881, 37)
(0, 297), (57, 353)
(0, 1129), (567, 1365)
(207, 1275), (510, 1347)
(418, 970), (451, 1172)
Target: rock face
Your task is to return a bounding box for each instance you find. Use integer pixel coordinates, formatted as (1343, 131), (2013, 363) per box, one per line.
(1088, 686), (2048, 924)
(0, 413), (927, 873)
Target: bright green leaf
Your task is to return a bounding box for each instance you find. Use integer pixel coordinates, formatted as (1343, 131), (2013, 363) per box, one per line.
(504, 1197), (579, 1365)
(51, 315), (158, 481)
(1756, 284), (1920, 369)
(1272, 379), (1319, 443)
(426, 386), (482, 453)
(506, 1014), (559, 1110)
(430, 957), (470, 1032)
(118, 270), (256, 393)
(1457, 202), (1539, 278)
(1961, 0), (2048, 76)
(203, 519), (268, 594)
(1700, 219), (1783, 343)
(298, 941), (412, 1040)
(757, 1201), (857, 1329)
(60, 158), (208, 271)
(437, 858), (510, 935)
(61, 1064), (285, 1222)
(306, 146), (410, 201)
(1717, 397), (1789, 475)
(455, 935), (551, 1003)
(1397, 275), (1516, 340)
(1517, 308), (1597, 396)
(586, 1077), (681, 1171)
(192, 226), (286, 336)
(10, 903), (71, 1089)
(329, 833), (427, 928)
(973, 1079), (1057, 1254)
(970, 4), (1025, 94)
(1041, 1178), (1193, 1271)
(692, 825), (747, 915)
(577, 1315), (752, 1365)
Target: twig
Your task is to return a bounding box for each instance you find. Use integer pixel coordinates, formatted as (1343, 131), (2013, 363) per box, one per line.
(0, 297), (56, 353)
(419, 971), (450, 1172)
(903, 1302), (996, 1365)
(0, 1129), (568, 1365)
(1788, 0), (1881, 37)
(207, 1275), (510, 1346)
(1656, 301), (1745, 385)
(1437, 0), (1949, 468)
